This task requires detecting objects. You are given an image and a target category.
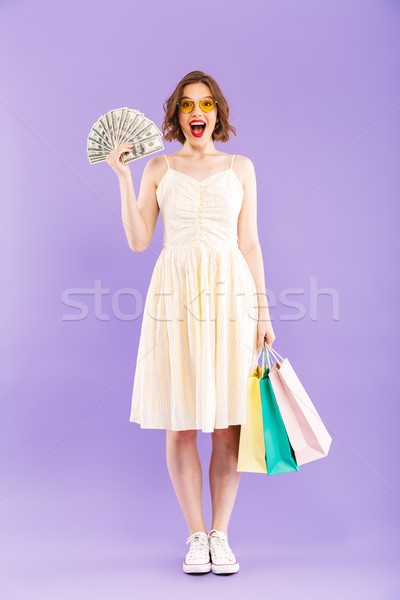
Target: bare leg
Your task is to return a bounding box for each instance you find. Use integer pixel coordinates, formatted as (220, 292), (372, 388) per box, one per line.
(166, 429), (207, 536)
(209, 425), (242, 537)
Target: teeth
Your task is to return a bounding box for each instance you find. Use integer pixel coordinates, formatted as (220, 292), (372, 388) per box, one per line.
(190, 122), (205, 125)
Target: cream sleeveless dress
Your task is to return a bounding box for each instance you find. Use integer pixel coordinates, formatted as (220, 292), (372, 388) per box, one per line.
(129, 154), (259, 432)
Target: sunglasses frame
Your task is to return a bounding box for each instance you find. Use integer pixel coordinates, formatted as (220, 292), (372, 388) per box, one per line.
(176, 97), (218, 114)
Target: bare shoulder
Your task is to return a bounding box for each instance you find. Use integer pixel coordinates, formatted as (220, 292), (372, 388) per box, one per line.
(232, 154), (256, 189)
(143, 154), (168, 188)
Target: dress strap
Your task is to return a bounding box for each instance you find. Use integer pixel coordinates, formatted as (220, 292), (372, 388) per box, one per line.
(164, 154), (170, 169)
(230, 154), (235, 169)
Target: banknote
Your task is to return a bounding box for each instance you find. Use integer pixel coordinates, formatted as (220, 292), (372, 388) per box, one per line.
(121, 133), (164, 164)
(86, 107), (164, 165)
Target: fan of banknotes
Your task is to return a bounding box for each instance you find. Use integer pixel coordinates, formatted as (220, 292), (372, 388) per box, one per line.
(87, 107), (164, 165)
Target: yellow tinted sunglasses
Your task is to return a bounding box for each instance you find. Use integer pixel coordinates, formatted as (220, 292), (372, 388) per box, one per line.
(177, 97), (218, 114)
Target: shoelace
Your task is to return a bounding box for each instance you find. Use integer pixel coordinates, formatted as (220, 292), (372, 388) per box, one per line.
(208, 530), (235, 561)
(185, 532), (209, 561)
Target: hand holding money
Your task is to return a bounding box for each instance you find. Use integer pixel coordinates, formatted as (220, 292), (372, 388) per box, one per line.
(86, 107), (164, 167)
(106, 142), (134, 178)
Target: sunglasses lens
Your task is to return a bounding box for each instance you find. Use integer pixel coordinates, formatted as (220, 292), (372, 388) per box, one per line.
(200, 98), (215, 112)
(178, 98), (216, 113)
(179, 100), (194, 113)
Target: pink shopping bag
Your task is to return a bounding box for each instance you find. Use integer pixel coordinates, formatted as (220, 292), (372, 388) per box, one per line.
(265, 344), (332, 466)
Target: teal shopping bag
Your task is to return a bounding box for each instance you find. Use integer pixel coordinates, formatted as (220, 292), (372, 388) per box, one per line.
(259, 343), (299, 476)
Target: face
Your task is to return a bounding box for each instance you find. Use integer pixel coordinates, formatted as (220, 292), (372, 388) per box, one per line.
(177, 82), (218, 144)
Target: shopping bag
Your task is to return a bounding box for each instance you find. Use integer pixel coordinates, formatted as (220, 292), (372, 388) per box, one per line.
(237, 352), (268, 474)
(266, 344), (332, 465)
(259, 346), (299, 476)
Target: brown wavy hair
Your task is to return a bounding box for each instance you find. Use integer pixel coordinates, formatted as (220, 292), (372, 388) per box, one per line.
(161, 71), (237, 144)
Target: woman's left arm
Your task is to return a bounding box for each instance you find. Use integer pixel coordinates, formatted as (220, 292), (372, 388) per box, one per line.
(237, 156), (276, 351)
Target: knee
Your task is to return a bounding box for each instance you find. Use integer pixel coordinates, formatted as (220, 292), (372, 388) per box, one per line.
(166, 429), (197, 444)
(211, 424), (241, 444)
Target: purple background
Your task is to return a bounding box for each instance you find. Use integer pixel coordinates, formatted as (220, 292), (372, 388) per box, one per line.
(1, 0), (399, 597)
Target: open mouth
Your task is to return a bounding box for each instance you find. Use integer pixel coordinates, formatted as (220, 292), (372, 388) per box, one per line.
(190, 122), (206, 137)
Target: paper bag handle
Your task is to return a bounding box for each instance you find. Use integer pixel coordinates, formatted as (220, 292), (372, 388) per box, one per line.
(265, 343), (284, 362)
(262, 340), (273, 373)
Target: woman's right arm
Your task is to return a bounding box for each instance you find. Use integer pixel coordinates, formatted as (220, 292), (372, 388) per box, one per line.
(106, 142), (160, 252)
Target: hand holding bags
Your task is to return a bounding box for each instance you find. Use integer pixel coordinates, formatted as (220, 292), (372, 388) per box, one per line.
(266, 344), (332, 465)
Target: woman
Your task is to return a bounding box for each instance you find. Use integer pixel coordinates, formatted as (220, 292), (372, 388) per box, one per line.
(106, 70), (276, 575)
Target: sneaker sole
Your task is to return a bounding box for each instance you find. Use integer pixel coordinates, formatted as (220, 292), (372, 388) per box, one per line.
(183, 561), (212, 574)
(211, 560), (240, 574)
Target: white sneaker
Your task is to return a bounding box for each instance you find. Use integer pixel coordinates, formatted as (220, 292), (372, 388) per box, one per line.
(208, 529), (240, 574)
(183, 531), (211, 574)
